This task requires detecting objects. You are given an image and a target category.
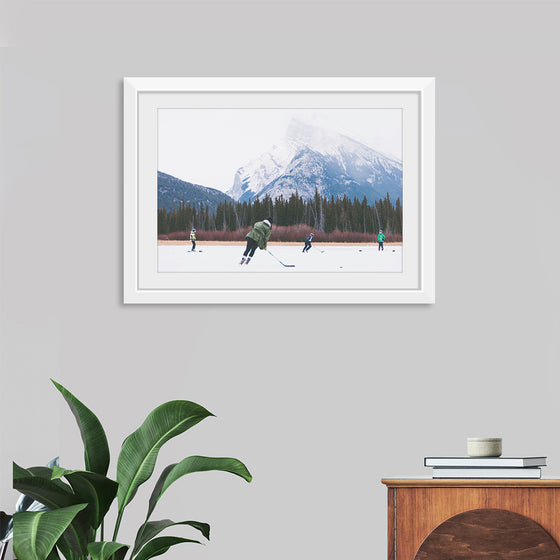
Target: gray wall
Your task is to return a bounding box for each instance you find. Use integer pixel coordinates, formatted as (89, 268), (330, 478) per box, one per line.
(1, 1), (559, 558)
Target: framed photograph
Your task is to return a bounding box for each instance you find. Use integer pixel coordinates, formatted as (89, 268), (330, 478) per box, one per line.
(124, 77), (434, 304)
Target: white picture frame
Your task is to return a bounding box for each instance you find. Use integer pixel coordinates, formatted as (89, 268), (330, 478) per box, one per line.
(124, 77), (435, 304)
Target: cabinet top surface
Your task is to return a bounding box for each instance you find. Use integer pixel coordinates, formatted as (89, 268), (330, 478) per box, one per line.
(382, 478), (560, 488)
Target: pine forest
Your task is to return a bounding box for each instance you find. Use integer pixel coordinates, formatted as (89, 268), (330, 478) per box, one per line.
(158, 191), (402, 243)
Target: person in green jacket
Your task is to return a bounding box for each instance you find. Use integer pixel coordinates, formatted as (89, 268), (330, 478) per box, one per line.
(377, 229), (386, 251)
(240, 218), (272, 265)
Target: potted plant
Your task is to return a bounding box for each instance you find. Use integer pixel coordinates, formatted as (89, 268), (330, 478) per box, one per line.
(13, 380), (252, 560)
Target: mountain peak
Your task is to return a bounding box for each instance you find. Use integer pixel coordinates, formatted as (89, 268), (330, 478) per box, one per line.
(286, 118), (346, 154)
(227, 119), (403, 204)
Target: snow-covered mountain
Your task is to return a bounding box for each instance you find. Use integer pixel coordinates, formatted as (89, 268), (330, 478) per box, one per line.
(226, 119), (402, 204)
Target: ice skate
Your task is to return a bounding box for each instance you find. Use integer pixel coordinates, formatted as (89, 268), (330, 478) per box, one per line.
(239, 257), (246, 265)
(245, 257), (251, 265)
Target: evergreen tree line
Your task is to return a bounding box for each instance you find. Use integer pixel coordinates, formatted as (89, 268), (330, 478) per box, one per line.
(158, 191), (402, 236)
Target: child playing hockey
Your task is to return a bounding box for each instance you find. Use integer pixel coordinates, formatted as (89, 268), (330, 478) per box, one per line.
(240, 218), (272, 265)
(377, 229), (385, 251)
(189, 228), (197, 252)
(303, 232), (314, 253)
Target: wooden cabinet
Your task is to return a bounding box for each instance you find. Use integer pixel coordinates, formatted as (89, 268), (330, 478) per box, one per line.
(382, 479), (560, 559)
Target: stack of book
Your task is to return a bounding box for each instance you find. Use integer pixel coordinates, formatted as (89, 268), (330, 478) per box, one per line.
(424, 456), (547, 478)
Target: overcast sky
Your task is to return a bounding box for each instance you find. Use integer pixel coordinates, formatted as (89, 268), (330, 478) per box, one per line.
(158, 108), (402, 192)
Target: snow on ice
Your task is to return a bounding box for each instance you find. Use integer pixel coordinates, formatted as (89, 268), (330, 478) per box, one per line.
(158, 244), (402, 273)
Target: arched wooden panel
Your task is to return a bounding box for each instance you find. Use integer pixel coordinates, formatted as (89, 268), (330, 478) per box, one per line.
(414, 508), (560, 559)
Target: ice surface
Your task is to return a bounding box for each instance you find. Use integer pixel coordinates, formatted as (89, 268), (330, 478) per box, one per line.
(158, 244), (402, 273)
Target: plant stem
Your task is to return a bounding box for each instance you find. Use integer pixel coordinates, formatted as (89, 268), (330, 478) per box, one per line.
(112, 510), (123, 541)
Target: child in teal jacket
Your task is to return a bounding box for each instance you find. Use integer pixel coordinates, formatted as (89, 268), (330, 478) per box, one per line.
(377, 229), (385, 251)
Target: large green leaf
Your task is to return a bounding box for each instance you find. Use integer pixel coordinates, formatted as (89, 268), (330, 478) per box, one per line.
(132, 519), (210, 556)
(24, 466), (72, 494)
(13, 464), (91, 556)
(115, 401), (213, 517)
(13, 464), (77, 510)
(13, 503), (87, 560)
(146, 456), (252, 521)
(87, 541), (129, 560)
(57, 510), (91, 557)
(51, 466), (118, 530)
(13, 458), (61, 519)
(134, 536), (201, 560)
(51, 380), (110, 476)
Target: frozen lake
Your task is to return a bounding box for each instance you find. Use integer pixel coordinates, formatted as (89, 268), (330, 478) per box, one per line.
(158, 243), (402, 273)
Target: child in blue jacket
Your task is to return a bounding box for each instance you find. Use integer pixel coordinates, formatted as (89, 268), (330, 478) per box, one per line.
(303, 232), (314, 253)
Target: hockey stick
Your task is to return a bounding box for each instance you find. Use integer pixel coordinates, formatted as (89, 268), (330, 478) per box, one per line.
(267, 249), (295, 268)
